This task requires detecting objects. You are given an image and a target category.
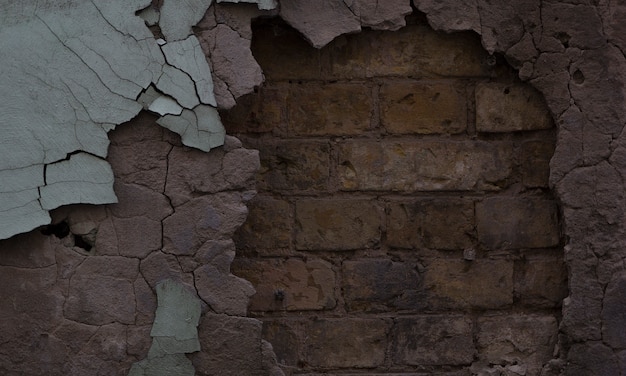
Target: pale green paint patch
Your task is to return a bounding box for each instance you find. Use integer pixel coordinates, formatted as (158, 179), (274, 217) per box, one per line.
(217, 0), (278, 10)
(128, 279), (202, 376)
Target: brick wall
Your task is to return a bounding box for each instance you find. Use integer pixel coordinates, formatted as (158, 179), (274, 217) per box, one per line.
(224, 15), (566, 375)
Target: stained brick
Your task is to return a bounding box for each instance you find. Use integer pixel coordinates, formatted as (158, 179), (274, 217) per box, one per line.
(380, 81), (467, 135)
(521, 140), (554, 188)
(221, 84), (286, 134)
(515, 256), (568, 307)
(262, 319), (304, 367)
(338, 140), (513, 192)
(477, 315), (558, 376)
(393, 316), (475, 366)
(322, 23), (490, 79)
(423, 259), (514, 309)
(476, 197), (560, 249)
(305, 319), (389, 368)
(253, 140), (330, 192)
(387, 199), (474, 250)
(476, 82), (554, 132)
(232, 258), (336, 311)
(295, 199), (381, 251)
(286, 83), (372, 136)
(342, 259), (422, 312)
(233, 196), (292, 255)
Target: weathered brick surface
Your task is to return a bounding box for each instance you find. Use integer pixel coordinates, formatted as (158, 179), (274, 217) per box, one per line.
(393, 316), (475, 366)
(338, 140), (514, 191)
(476, 82), (553, 132)
(515, 256), (568, 308)
(422, 259), (514, 309)
(305, 319), (389, 368)
(221, 84), (287, 134)
(386, 199), (474, 250)
(342, 259), (422, 312)
(234, 196), (293, 254)
(286, 83), (372, 136)
(380, 80), (467, 135)
(261, 319), (303, 367)
(476, 197), (560, 250)
(521, 140), (554, 188)
(295, 199), (381, 250)
(232, 258), (336, 311)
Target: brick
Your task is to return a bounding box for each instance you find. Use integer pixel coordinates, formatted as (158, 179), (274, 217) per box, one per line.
(476, 82), (554, 132)
(295, 199), (381, 251)
(515, 256), (568, 308)
(322, 23), (490, 79)
(380, 81), (467, 135)
(338, 140), (513, 192)
(251, 20), (322, 80)
(476, 315), (558, 376)
(476, 197), (560, 250)
(252, 139), (330, 192)
(423, 259), (514, 309)
(393, 316), (474, 366)
(234, 196), (293, 254)
(286, 83), (372, 136)
(387, 199), (474, 250)
(221, 84), (287, 134)
(521, 140), (555, 188)
(232, 258), (336, 311)
(262, 319), (303, 367)
(342, 259), (422, 312)
(305, 319), (389, 368)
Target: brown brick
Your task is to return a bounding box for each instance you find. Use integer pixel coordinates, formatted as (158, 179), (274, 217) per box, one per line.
(476, 197), (560, 250)
(380, 81), (467, 135)
(262, 319), (304, 367)
(387, 199), (475, 250)
(342, 259), (422, 312)
(477, 315), (558, 376)
(322, 23), (490, 79)
(232, 258), (336, 311)
(251, 20), (322, 80)
(295, 199), (381, 251)
(221, 84), (286, 134)
(338, 140), (513, 192)
(393, 316), (475, 366)
(234, 196), (292, 255)
(423, 259), (514, 309)
(286, 83), (372, 136)
(515, 256), (568, 307)
(305, 319), (389, 368)
(253, 140), (330, 192)
(521, 140), (555, 188)
(476, 82), (554, 132)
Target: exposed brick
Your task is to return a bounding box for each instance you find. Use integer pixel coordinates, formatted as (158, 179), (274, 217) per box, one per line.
(476, 315), (558, 376)
(221, 84), (286, 134)
(423, 259), (514, 309)
(393, 316), (475, 366)
(387, 199), (474, 250)
(380, 80), (467, 135)
(521, 140), (554, 188)
(251, 20), (322, 80)
(234, 196), (293, 255)
(262, 319), (304, 367)
(305, 319), (389, 368)
(476, 82), (554, 132)
(476, 197), (560, 250)
(295, 199), (381, 251)
(252, 139), (330, 192)
(515, 256), (568, 308)
(342, 259), (422, 312)
(286, 83), (372, 136)
(232, 258), (336, 311)
(338, 140), (513, 192)
(322, 23), (490, 79)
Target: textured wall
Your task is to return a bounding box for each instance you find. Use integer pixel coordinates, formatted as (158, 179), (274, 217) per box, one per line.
(227, 15), (566, 375)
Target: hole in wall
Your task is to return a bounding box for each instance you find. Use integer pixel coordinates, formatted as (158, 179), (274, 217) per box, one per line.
(223, 11), (566, 374)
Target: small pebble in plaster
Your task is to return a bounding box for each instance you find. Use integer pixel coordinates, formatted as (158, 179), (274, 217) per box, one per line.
(463, 248), (476, 261)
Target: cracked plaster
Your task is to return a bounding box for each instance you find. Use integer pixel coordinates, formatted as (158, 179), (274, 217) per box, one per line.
(0, 0), (274, 240)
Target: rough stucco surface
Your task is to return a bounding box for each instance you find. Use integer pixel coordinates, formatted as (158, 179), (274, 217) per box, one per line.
(0, 0), (276, 240)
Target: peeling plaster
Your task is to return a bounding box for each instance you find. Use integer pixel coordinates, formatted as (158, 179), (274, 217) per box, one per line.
(0, 0), (276, 240)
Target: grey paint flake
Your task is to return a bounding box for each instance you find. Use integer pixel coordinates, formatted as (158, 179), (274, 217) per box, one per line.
(0, 0), (283, 240)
